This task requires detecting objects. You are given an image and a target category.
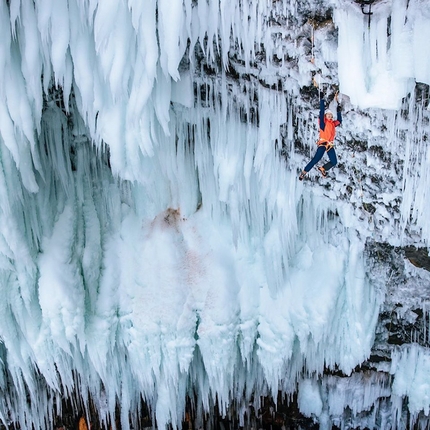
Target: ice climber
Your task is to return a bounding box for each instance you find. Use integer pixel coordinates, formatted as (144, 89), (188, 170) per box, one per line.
(299, 94), (342, 180)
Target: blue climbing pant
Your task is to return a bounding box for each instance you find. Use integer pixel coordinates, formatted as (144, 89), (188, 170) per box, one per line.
(304, 145), (337, 173)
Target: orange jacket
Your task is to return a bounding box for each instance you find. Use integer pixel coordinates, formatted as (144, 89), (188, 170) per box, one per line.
(317, 98), (342, 145)
(318, 118), (340, 144)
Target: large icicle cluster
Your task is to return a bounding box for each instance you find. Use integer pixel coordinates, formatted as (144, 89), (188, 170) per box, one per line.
(1, 0), (430, 429)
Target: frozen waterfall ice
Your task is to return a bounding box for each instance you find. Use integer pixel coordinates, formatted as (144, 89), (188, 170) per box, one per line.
(1, 0), (430, 429)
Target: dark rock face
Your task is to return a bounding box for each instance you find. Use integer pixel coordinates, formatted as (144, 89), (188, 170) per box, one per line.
(404, 246), (430, 272)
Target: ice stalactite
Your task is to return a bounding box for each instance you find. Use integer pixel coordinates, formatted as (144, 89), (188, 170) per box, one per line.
(334, 0), (430, 110)
(397, 88), (430, 245)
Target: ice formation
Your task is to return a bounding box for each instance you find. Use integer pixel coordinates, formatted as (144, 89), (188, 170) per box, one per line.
(1, 0), (430, 428)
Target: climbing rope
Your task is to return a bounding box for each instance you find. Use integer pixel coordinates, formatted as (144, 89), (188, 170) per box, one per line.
(310, 22), (315, 64)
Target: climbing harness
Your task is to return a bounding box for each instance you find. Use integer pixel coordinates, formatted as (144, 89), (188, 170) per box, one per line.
(316, 139), (335, 152)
